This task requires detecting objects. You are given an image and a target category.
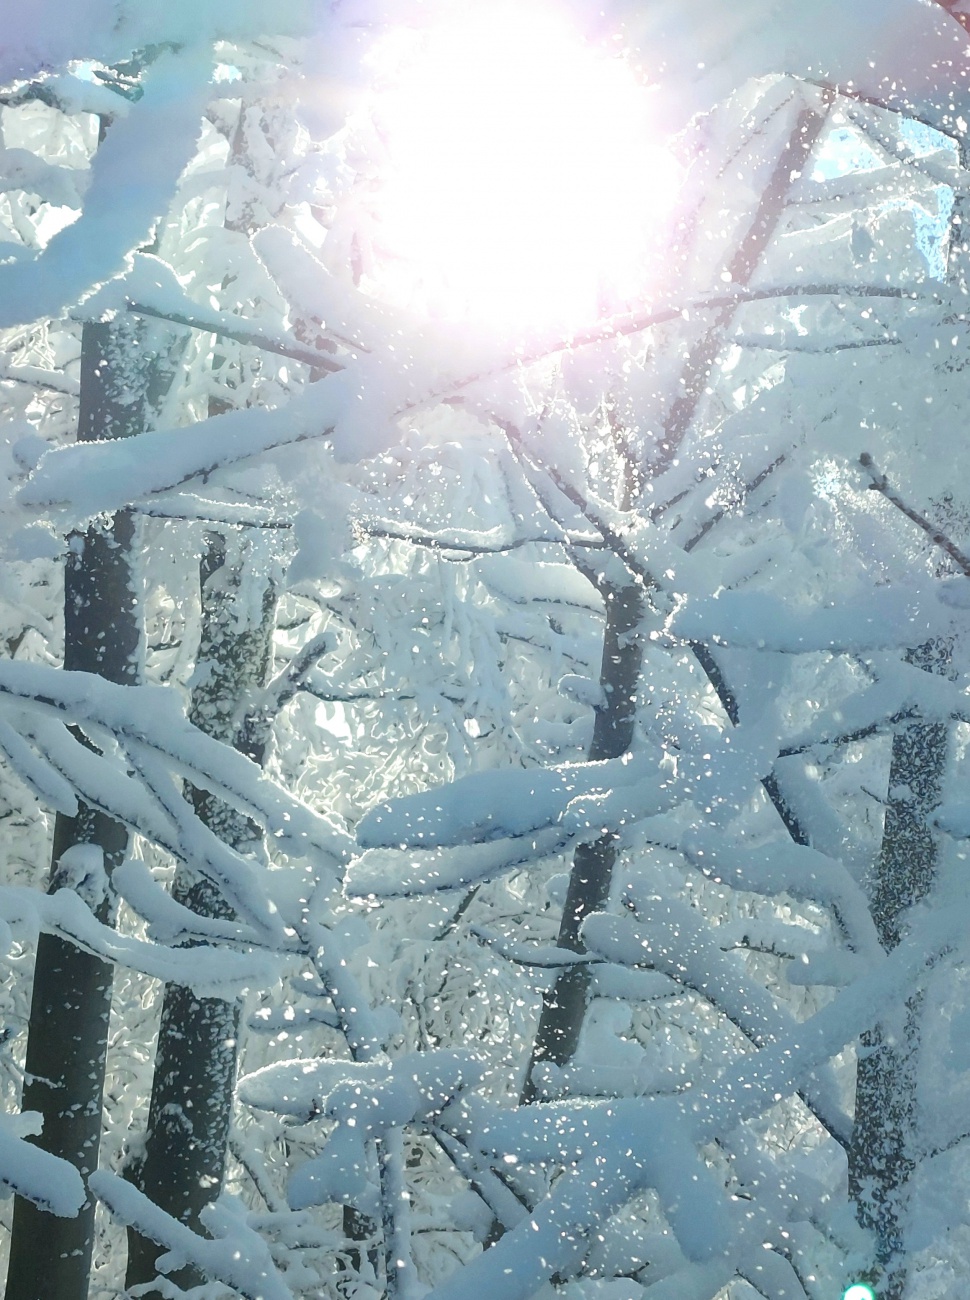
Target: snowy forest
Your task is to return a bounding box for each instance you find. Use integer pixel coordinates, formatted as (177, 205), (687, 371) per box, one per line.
(5, 2), (970, 1299)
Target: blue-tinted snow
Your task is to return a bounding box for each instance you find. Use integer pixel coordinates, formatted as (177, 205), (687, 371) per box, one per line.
(89, 1172), (294, 1300)
(0, 1112), (85, 1217)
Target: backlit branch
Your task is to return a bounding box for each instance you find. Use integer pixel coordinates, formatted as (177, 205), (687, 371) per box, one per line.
(360, 525), (602, 556)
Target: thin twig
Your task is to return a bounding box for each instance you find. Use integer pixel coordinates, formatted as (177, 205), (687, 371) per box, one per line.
(361, 526), (600, 555)
(434, 885), (482, 942)
(778, 716), (911, 757)
(429, 1126), (531, 1228)
(300, 685), (464, 706)
(430, 281), (929, 412)
(228, 1134), (288, 1214)
(259, 632), (334, 717)
(131, 504), (290, 529)
(127, 301), (343, 372)
(682, 454), (787, 554)
(499, 423), (822, 857)
(642, 91), (835, 485)
(802, 72), (966, 138)
(470, 924), (601, 970)
(0, 361), (80, 395)
(859, 451), (970, 577)
(618, 924), (846, 1143)
(733, 333), (902, 353)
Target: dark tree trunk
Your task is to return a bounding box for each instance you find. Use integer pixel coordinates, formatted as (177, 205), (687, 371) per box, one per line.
(5, 321), (150, 1300)
(511, 88), (835, 1112)
(520, 581), (644, 1102)
(126, 534), (276, 1296)
(848, 641), (951, 1300)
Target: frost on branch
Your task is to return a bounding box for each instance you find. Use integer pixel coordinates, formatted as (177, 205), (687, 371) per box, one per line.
(90, 1172), (294, 1300)
(348, 750), (677, 899)
(240, 1050), (485, 1212)
(0, 50), (214, 330)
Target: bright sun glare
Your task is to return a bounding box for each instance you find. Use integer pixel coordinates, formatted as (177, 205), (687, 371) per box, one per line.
(366, 4), (680, 334)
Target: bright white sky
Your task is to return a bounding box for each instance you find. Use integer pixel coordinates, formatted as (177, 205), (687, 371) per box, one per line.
(363, 3), (681, 334)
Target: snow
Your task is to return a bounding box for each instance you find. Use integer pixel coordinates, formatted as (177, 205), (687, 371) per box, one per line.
(0, 0), (310, 86)
(359, 765), (584, 849)
(78, 251), (344, 381)
(349, 831), (570, 898)
(558, 673), (607, 710)
(262, 1051), (486, 1213)
(0, 49), (214, 328)
(643, 821), (883, 959)
(348, 748), (692, 897)
(426, 892), (970, 1296)
(0, 884), (279, 997)
(0, 1111), (85, 1216)
(251, 224), (400, 352)
(300, 916), (401, 1061)
(287, 1124), (374, 1213)
(357, 751), (665, 852)
(781, 651), (970, 751)
(934, 801), (970, 836)
(112, 858), (265, 947)
(480, 558), (603, 611)
(580, 904), (850, 1140)
(89, 1171), (295, 1300)
(616, 0), (970, 131)
(19, 370), (360, 518)
(423, 1100), (732, 1300)
(0, 662), (351, 860)
(670, 581), (970, 653)
(0, 712), (78, 815)
(5, 5), (970, 1297)
(0, 146), (88, 208)
(239, 1057), (393, 1124)
(0, 662), (357, 945)
(50, 841), (106, 907)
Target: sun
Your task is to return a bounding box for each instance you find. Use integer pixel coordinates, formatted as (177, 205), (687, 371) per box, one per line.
(364, 3), (681, 335)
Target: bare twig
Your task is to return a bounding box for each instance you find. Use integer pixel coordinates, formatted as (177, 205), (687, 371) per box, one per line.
(682, 454), (788, 554)
(859, 451), (970, 577)
(778, 715), (913, 757)
(361, 526), (600, 556)
(127, 301), (343, 373)
(470, 924), (601, 970)
(130, 504), (290, 529)
(642, 88), (836, 484)
(430, 280), (927, 413)
(734, 333), (902, 353)
(434, 885), (482, 942)
(429, 1126), (531, 1229)
(228, 1135), (287, 1214)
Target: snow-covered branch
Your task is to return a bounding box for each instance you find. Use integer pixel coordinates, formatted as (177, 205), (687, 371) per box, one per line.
(90, 1174), (294, 1300)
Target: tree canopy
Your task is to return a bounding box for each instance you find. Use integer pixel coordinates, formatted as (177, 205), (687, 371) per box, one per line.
(3, 4), (970, 1300)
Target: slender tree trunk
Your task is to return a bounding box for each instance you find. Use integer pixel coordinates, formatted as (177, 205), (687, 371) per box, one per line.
(5, 321), (151, 1300)
(646, 86), (834, 481)
(125, 534), (276, 1295)
(848, 641), (950, 1300)
(849, 115), (967, 1300)
(520, 580), (644, 1102)
(510, 88), (834, 1111)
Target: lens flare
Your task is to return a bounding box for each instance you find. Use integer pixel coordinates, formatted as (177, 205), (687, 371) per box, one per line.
(365, 4), (680, 333)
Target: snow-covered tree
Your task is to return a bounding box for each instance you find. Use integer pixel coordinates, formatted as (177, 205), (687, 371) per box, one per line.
(5, 5), (970, 1300)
